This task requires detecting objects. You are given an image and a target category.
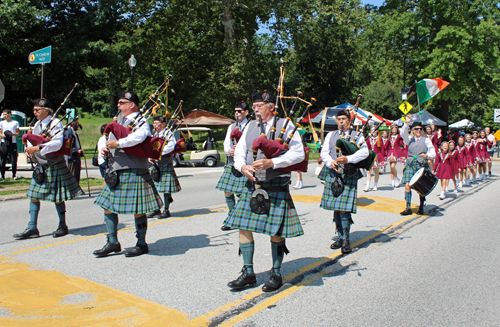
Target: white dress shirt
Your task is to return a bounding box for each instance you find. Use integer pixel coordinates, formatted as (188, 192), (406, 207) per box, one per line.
(320, 130), (369, 169)
(29, 116), (63, 156)
(400, 123), (436, 159)
(97, 135), (106, 165)
(156, 128), (176, 155)
(113, 112), (151, 148)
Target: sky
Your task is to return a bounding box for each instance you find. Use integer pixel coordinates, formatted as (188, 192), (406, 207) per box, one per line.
(361, 0), (386, 6)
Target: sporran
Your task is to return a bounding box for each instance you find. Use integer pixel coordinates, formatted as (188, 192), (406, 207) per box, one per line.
(150, 162), (161, 182)
(105, 170), (119, 189)
(331, 175), (344, 197)
(250, 188), (271, 214)
(33, 165), (46, 184)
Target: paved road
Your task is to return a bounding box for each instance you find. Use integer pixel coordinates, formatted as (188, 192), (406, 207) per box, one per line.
(0, 162), (499, 326)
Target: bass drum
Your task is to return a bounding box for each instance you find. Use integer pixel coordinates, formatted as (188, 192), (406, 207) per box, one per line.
(409, 168), (438, 197)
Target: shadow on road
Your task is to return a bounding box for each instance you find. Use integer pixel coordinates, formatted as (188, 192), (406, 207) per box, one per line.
(149, 233), (223, 256)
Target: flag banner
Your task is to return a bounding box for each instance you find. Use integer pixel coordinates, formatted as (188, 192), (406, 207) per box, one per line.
(416, 78), (450, 104)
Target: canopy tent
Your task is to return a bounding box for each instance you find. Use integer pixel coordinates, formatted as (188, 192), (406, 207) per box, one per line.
(354, 107), (393, 126)
(449, 119), (474, 129)
(300, 111), (322, 123)
(181, 109), (235, 128)
(310, 103), (392, 126)
(393, 110), (446, 126)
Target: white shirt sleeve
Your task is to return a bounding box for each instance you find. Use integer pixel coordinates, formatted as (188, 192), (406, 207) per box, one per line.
(425, 138), (436, 159)
(401, 123), (410, 145)
(97, 135), (106, 165)
(233, 127), (249, 172)
(116, 114), (151, 148)
(223, 126), (233, 154)
(347, 134), (369, 164)
(40, 118), (63, 155)
(320, 132), (334, 169)
(162, 130), (176, 155)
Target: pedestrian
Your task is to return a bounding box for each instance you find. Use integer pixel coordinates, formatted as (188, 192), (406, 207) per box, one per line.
(0, 109), (20, 180)
(223, 90), (305, 292)
(476, 130), (491, 180)
(216, 101), (250, 231)
(320, 109), (369, 254)
(448, 140), (459, 192)
(464, 133), (477, 184)
(433, 141), (453, 200)
(147, 116), (182, 219)
(13, 98), (83, 240)
(471, 131), (480, 180)
(386, 125), (404, 188)
(485, 127), (497, 175)
(364, 126), (385, 191)
(456, 136), (468, 187)
(64, 119), (82, 183)
(93, 91), (163, 257)
(381, 130), (388, 174)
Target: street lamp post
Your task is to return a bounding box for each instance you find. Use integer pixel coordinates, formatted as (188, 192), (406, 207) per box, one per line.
(128, 55), (137, 92)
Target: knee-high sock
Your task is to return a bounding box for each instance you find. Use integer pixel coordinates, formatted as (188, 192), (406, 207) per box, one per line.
(55, 202), (67, 228)
(334, 211), (342, 237)
(135, 215), (148, 245)
(29, 201), (41, 230)
(225, 194), (236, 212)
(340, 212), (353, 240)
(239, 242), (255, 275)
(271, 240), (288, 276)
(104, 213), (119, 244)
(164, 193), (172, 211)
(405, 191), (412, 209)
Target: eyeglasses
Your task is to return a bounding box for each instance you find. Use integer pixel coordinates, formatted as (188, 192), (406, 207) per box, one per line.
(117, 101), (132, 106)
(33, 108), (44, 112)
(413, 127), (422, 130)
(252, 103), (268, 110)
(234, 110), (243, 113)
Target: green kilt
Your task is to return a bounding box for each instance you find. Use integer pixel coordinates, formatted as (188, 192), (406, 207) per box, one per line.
(402, 160), (430, 184)
(215, 162), (246, 195)
(154, 164), (181, 194)
(317, 165), (328, 180)
(27, 160), (83, 202)
(320, 168), (359, 214)
(94, 168), (163, 215)
(223, 177), (303, 238)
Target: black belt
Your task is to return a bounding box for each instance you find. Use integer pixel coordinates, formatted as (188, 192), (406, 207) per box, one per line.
(246, 180), (290, 193)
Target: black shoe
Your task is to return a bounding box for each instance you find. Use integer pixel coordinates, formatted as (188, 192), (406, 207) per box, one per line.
(341, 239), (352, 254)
(13, 227), (40, 240)
(221, 225), (232, 231)
(400, 208), (413, 216)
(417, 206), (425, 215)
(93, 241), (121, 257)
(52, 225), (69, 238)
(330, 238), (343, 249)
(125, 243), (149, 257)
(146, 209), (161, 218)
(262, 269), (283, 292)
(227, 266), (257, 289)
(158, 210), (171, 219)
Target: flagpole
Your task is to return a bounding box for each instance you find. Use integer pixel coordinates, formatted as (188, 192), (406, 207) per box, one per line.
(415, 79), (423, 124)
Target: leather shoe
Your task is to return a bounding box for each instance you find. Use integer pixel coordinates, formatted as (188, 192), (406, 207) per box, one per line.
(341, 239), (352, 254)
(400, 208), (413, 216)
(417, 206), (425, 215)
(158, 210), (171, 219)
(227, 266), (256, 289)
(13, 227), (40, 240)
(146, 209), (161, 218)
(221, 225), (232, 231)
(262, 270), (283, 292)
(52, 225), (68, 238)
(93, 241), (121, 257)
(125, 243), (149, 257)
(330, 238), (343, 249)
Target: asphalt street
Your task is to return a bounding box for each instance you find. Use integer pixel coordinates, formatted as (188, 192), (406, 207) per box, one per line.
(0, 161), (499, 326)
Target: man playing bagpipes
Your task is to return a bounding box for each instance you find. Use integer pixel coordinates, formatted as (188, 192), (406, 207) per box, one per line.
(147, 116), (182, 219)
(13, 98), (83, 240)
(320, 109), (369, 254)
(93, 91), (163, 257)
(223, 90), (305, 293)
(216, 100), (250, 231)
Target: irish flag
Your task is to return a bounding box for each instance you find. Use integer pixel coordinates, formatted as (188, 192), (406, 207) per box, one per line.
(416, 78), (450, 104)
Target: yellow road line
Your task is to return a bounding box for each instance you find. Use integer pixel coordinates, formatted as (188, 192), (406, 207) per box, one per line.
(9, 207), (227, 255)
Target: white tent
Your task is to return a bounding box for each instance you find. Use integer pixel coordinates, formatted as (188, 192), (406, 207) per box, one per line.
(393, 110), (446, 126)
(449, 119), (474, 128)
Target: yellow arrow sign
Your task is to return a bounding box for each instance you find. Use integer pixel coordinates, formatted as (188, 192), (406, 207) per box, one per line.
(399, 101), (413, 114)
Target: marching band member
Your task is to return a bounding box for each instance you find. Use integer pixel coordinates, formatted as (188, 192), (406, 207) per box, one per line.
(476, 130), (492, 180)
(471, 131), (480, 181)
(320, 109), (368, 254)
(13, 98), (83, 240)
(456, 136), (468, 187)
(147, 116), (181, 219)
(223, 90), (304, 293)
(386, 125), (404, 188)
(448, 140), (459, 192)
(433, 141), (453, 200)
(399, 114), (436, 216)
(364, 126), (386, 191)
(216, 101), (250, 231)
(93, 91), (163, 257)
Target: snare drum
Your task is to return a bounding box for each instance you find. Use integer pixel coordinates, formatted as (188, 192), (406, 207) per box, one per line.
(409, 168), (438, 197)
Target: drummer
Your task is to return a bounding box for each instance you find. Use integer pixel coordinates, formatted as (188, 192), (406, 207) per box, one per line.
(400, 114), (436, 216)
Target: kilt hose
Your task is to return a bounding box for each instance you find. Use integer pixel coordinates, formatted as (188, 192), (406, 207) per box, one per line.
(27, 160), (83, 203)
(320, 168), (359, 214)
(223, 176), (303, 238)
(154, 164), (181, 194)
(216, 162), (247, 195)
(95, 168), (163, 215)
(401, 160), (430, 184)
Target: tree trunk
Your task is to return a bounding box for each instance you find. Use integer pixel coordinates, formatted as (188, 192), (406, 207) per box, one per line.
(440, 99), (450, 129)
(222, 0), (235, 47)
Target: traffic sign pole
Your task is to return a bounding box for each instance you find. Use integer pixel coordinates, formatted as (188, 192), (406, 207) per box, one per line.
(40, 64), (45, 98)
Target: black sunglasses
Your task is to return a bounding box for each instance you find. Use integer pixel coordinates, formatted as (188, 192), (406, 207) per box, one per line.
(413, 127), (422, 130)
(234, 110), (244, 113)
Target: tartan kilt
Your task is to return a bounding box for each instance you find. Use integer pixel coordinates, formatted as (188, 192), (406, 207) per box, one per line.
(401, 160), (430, 184)
(317, 165), (328, 180)
(215, 162), (247, 195)
(223, 177), (303, 238)
(320, 168), (359, 214)
(27, 160), (83, 202)
(154, 164), (181, 194)
(94, 169), (163, 215)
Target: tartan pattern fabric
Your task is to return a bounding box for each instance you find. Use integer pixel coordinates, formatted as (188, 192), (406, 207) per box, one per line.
(27, 160), (83, 202)
(154, 164), (181, 194)
(223, 177), (303, 238)
(401, 160), (429, 184)
(320, 168), (359, 213)
(94, 169), (163, 215)
(215, 162), (247, 195)
(317, 165), (328, 180)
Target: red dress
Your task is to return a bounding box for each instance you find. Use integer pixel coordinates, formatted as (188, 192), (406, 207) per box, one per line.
(449, 149), (459, 175)
(475, 138), (492, 163)
(465, 142), (477, 167)
(434, 152), (454, 179)
(456, 145), (468, 169)
(366, 136), (386, 168)
(386, 134), (405, 162)
(382, 137), (389, 161)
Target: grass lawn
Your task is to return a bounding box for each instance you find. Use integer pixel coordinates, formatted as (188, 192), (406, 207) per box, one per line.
(0, 178), (104, 196)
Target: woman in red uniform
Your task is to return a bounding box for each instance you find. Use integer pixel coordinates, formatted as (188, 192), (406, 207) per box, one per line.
(464, 134), (477, 184)
(456, 136), (468, 187)
(476, 130), (492, 181)
(386, 125), (404, 188)
(364, 126), (386, 191)
(448, 140), (459, 192)
(433, 141), (453, 200)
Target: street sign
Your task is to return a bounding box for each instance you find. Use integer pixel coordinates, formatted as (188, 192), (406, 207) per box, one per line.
(494, 109), (500, 123)
(66, 108), (75, 120)
(399, 101), (413, 115)
(28, 46), (52, 65)
(0, 78), (4, 103)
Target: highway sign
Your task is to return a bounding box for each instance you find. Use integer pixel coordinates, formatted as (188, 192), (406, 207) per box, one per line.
(494, 109), (500, 123)
(28, 46), (52, 65)
(0, 78), (4, 103)
(399, 101), (413, 115)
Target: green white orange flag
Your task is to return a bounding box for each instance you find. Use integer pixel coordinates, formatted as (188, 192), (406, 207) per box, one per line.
(416, 78), (450, 104)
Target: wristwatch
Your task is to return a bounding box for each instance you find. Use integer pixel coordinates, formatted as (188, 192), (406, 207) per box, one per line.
(38, 145), (43, 151)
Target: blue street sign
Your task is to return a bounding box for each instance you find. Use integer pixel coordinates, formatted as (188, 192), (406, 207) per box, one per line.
(28, 46), (52, 65)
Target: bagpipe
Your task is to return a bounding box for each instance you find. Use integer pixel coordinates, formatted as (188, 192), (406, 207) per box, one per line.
(22, 83), (79, 157)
